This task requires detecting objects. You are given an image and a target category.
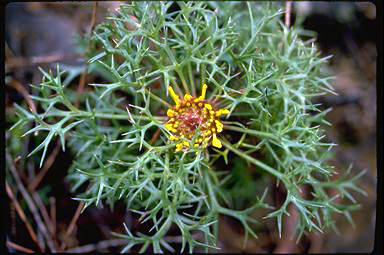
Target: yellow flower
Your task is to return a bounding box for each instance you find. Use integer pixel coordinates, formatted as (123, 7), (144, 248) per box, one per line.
(165, 84), (230, 152)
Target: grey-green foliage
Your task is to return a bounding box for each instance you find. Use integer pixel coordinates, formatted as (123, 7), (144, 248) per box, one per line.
(9, 2), (366, 252)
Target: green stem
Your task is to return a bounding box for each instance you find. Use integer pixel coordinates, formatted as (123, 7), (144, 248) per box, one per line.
(203, 170), (220, 209)
(169, 77), (183, 96)
(25, 110), (166, 123)
(203, 170), (240, 217)
(201, 63), (206, 85)
(176, 68), (189, 93)
(153, 216), (172, 241)
(223, 125), (279, 140)
(229, 112), (257, 116)
(60, 95), (78, 113)
(207, 83), (221, 101)
(146, 89), (170, 107)
(202, 172), (236, 254)
(188, 62), (196, 97)
(221, 139), (286, 181)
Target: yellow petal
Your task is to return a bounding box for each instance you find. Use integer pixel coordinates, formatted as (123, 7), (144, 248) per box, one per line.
(200, 83), (207, 100)
(204, 104), (212, 110)
(184, 93), (193, 100)
(221, 109), (230, 115)
(167, 109), (175, 117)
(212, 134), (222, 148)
(168, 86), (180, 104)
(176, 143), (183, 151)
(215, 120), (224, 132)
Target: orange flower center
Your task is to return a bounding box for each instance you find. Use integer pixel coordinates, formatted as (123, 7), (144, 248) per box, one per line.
(165, 84), (230, 152)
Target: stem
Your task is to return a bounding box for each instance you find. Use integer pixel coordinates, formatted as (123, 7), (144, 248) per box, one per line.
(6, 183), (41, 251)
(146, 89), (170, 107)
(153, 215), (172, 241)
(6, 152), (56, 252)
(188, 62), (196, 97)
(285, 1), (292, 28)
(7, 241), (34, 254)
(59, 202), (85, 251)
(221, 139), (286, 181)
(207, 82), (221, 102)
(201, 63), (206, 85)
(170, 77), (183, 96)
(223, 125), (279, 140)
(176, 68), (189, 93)
(203, 170), (240, 219)
(61, 94), (79, 113)
(203, 169), (220, 209)
(23, 110), (166, 123)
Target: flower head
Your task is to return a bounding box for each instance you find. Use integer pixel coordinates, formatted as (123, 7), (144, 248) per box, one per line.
(165, 84), (230, 152)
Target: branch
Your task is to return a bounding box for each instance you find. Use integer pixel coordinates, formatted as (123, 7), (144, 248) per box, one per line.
(221, 139), (286, 181)
(285, 1), (292, 28)
(7, 80), (36, 113)
(76, 2), (99, 107)
(65, 239), (129, 253)
(59, 202), (85, 251)
(6, 151), (57, 252)
(7, 241), (34, 254)
(6, 182), (42, 251)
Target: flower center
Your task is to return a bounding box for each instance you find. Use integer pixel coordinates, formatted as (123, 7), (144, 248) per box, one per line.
(180, 108), (203, 130)
(165, 84), (230, 152)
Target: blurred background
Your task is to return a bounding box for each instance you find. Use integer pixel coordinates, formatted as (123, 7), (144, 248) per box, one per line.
(5, 2), (377, 253)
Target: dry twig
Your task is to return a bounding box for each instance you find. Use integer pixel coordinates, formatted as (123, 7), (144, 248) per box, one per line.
(273, 183), (307, 253)
(28, 139), (61, 191)
(59, 202), (85, 251)
(7, 241), (34, 254)
(7, 79), (37, 113)
(5, 54), (73, 69)
(6, 182), (41, 251)
(31, 191), (56, 240)
(76, 2), (99, 107)
(273, 202), (300, 253)
(50, 197), (57, 237)
(285, 1), (292, 28)
(66, 239), (129, 253)
(6, 151), (57, 252)
(149, 128), (161, 145)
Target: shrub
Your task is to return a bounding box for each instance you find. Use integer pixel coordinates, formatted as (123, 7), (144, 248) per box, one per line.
(8, 2), (366, 252)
